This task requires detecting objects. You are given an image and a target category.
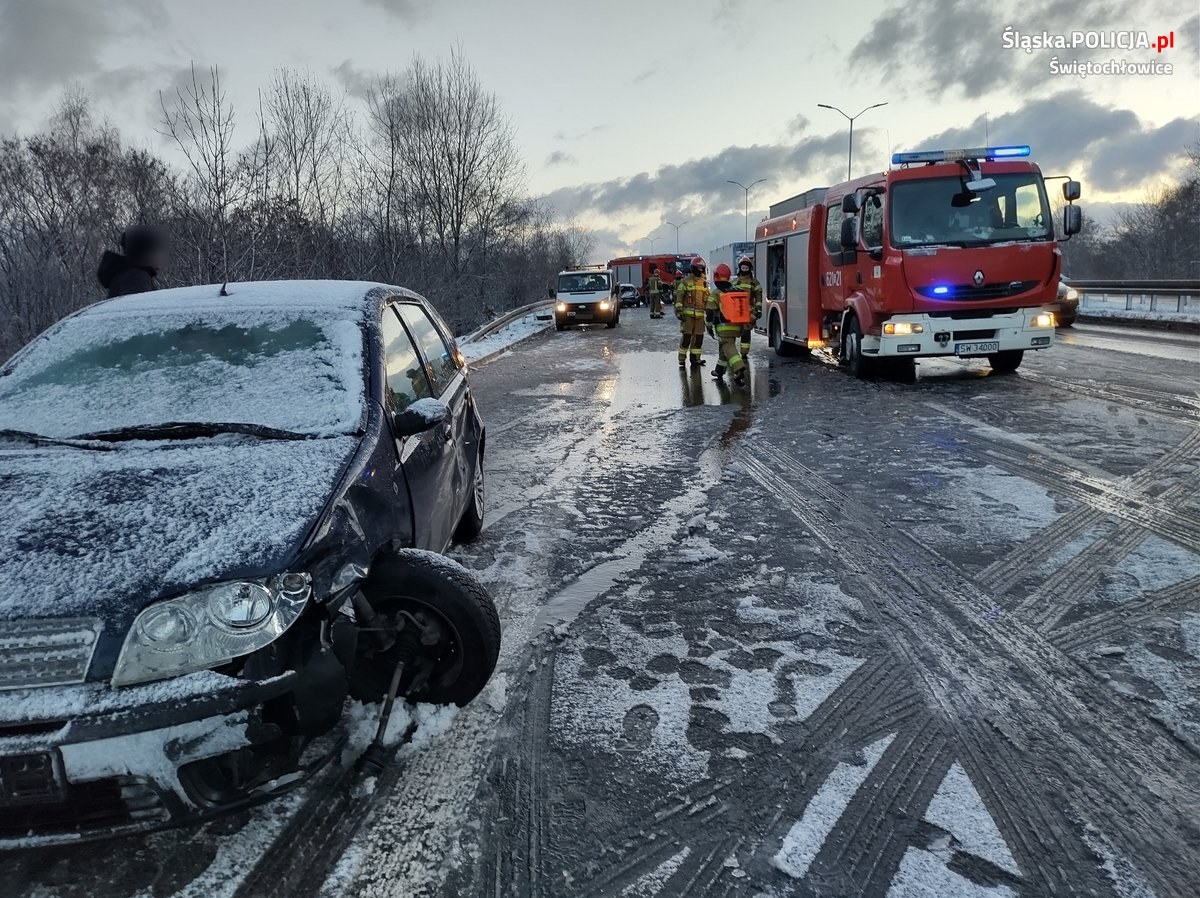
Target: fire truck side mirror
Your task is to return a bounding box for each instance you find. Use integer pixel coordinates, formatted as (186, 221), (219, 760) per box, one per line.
(548, 287), (556, 298)
(841, 194), (860, 214)
(1062, 204), (1082, 237)
(840, 218), (859, 250)
(1062, 180), (1081, 202)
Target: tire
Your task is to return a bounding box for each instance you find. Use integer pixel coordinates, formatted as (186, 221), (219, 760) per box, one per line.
(988, 350), (1024, 374)
(453, 445), (485, 542)
(1058, 316), (1076, 328)
(770, 312), (805, 357)
(843, 315), (872, 379)
(606, 312), (618, 328)
(352, 550), (501, 707)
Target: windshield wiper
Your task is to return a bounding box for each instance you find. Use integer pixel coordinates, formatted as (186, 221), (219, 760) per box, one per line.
(0, 428), (114, 450)
(71, 422), (310, 442)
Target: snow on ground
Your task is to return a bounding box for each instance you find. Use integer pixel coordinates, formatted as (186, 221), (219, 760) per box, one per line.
(1102, 535), (1200, 599)
(773, 734), (896, 879)
(620, 848), (691, 897)
(1081, 829), (1159, 898)
(461, 312), (550, 363)
(924, 763), (1020, 876)
(910, 463), (1060, 547)
(550, 614), (708, 784)
(887, 846), (1017, 898)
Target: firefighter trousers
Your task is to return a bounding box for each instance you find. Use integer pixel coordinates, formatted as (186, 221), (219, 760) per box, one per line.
(740, 326), (753, 356)
(650, 293), (663, 317)
(678, 316), (705, 364)
(714, 331), (746, 377)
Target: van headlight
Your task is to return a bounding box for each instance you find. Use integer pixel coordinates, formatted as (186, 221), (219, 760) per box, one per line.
(599, 300), (611, 310)
(1064, 287), (1079, 301)
(556, 302), (567, 312)
(111, 574), (311, 686)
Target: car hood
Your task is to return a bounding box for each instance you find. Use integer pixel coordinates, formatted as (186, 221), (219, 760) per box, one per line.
(559, 290), (611, 304)
(0, 437), (360, 633)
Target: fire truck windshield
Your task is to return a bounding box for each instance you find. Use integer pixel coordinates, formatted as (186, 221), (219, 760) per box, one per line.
(889, 173), (1052, 248)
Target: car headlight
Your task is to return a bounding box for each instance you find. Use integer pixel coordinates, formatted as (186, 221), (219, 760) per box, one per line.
(1064, 288), (1079, 301)
(111, 573), (312, 686)
(556, 302), (567, 312)
(1030, 312), (1055, 328)
(883, 322), (924, 335)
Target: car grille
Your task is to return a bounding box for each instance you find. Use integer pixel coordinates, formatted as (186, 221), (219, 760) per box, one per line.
(0, 618), (102, 691)
(0, 775), (168, 839)
(916, 280), (1039, 301)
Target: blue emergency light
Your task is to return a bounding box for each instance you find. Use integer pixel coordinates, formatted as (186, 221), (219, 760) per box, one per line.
(891, 145), (1031, 165)
(932, 286), (950, 295)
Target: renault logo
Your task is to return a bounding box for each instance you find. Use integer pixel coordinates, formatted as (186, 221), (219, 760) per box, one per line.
(973, 270), (985, 286)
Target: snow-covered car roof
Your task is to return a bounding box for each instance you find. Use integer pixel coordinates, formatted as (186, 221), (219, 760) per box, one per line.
(83, 279), (419, 318)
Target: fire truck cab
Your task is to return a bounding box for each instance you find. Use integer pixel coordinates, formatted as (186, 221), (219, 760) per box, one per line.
(755, 145), (1082, 376)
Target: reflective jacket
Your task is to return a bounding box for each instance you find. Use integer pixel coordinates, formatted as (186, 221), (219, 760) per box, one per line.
(647, 274), (663, 295)
(732, 275), (763, 318)
(675, 275), (708, 318)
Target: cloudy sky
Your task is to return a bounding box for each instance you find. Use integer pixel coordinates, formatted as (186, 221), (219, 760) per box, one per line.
(1, 0), (1197, 260)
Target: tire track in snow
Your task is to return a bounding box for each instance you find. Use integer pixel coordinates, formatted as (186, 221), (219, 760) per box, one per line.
(740, 439), (1199, 897)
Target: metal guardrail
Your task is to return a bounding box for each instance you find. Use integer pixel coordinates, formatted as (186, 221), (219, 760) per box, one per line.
(1070, 279), (1200, 317)
(462, 300), (554, 343)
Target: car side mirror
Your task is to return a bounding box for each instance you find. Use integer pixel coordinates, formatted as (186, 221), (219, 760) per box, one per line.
(393, 399), (448, 438)
(1062, 204), (1082, 236)
(1063, 180), (1081, 202)
(841, 194), (860, 214)
(840, 217), (859, 249)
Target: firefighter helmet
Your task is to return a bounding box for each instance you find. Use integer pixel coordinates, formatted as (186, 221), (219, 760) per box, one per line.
(690, 256), (707, 276)
(713, 262), (732, 282)
(737, 255), (753, 273)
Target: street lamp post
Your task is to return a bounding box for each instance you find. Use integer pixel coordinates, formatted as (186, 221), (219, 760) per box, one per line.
(816, 101), (888, 181)
(726, 179), (766, 242)
(664, 220), (690, 254)
(644, 235), (659, 254)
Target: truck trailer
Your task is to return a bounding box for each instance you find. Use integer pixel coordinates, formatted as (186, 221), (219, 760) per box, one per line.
(708, 242), (756, 284)
(754, 144), (1081, 376)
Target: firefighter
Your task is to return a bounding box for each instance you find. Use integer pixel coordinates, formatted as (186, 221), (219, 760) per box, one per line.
(647, 263), (664, 319)
(706, 263), (747, 386)
(674, 256), (709, 368)
(732, 256), (763, 359)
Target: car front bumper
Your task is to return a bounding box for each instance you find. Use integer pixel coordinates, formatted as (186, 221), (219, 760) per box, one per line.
(0, 669), (332, 848)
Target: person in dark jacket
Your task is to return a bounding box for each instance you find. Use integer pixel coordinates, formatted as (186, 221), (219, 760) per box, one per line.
(97, 225), (167, 298)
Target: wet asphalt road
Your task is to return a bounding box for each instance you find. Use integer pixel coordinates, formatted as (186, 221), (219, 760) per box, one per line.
(6, 314), (1199, 898)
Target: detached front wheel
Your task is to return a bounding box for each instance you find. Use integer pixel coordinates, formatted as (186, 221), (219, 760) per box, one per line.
(351, 550), (501, 707)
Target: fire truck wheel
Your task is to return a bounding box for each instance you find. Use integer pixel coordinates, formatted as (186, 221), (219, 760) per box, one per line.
(770, 313), (806, 357)
(988, 350), (1024, 374)
(843, 316), (872, 378)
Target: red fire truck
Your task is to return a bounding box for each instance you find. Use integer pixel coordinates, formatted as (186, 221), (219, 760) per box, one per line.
(607, 254), (685, 300)
(754, 145), (1081, 376)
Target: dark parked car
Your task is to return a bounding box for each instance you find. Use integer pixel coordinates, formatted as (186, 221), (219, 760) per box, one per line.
(617, 284), (643, 308)
(1049, 276), (1079, 327)
(0, 281), (500, 846)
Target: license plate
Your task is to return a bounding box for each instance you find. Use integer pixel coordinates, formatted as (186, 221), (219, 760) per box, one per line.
(0, 752), (66, 807)
(955, 341), (999, 356)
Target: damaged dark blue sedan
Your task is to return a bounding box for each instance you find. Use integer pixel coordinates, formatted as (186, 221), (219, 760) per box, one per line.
(0, 281), (499, 846)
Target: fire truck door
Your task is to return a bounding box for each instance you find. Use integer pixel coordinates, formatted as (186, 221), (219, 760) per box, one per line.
(784, 233), (809, 338)
(818, 199), (851, 318)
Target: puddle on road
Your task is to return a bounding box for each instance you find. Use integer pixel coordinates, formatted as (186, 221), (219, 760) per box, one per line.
(607, 351), (784, 417)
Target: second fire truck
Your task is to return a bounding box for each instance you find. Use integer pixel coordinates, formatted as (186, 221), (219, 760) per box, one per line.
(754, 145), (1081, 376)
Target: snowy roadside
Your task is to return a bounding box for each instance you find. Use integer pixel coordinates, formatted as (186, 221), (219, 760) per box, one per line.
(1078, 308), (1200, 331)
(461, 311), (552, 365)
